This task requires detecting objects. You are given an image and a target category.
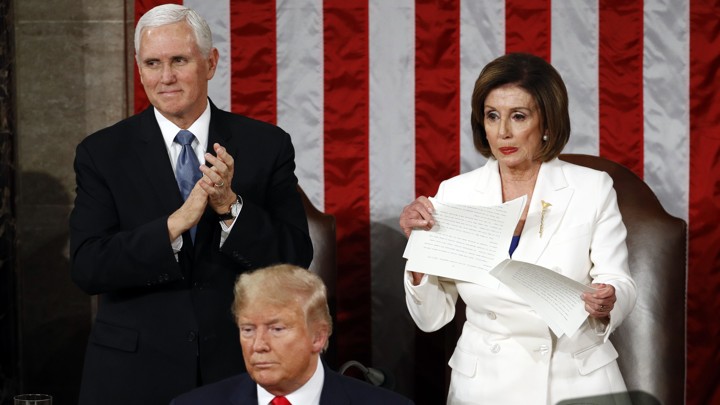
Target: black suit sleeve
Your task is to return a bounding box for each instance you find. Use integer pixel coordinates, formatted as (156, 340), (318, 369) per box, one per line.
(220, 129), (313, 269)
(69, 140), (182, 295)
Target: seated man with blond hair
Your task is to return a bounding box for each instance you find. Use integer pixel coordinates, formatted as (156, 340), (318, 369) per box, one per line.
(172, 264), (415, 405)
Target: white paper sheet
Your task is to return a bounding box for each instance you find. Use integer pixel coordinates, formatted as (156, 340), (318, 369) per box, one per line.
(489, 259), (596, 337)
(402, 196), (526, 288)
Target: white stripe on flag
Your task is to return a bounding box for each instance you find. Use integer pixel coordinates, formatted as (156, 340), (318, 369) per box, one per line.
(552, 1), (600, 155)
(459, 0), (504, 173)
(369, 0), (416, 223)
(368, 0), (417, 393)
(186, 0), (231, 111)
(277, 0), (325, 210)
(643, 0), (689, 221)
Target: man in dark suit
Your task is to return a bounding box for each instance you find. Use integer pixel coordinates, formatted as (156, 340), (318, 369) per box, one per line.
(171, 264), (414, 405)
(69, 5), (312, 405)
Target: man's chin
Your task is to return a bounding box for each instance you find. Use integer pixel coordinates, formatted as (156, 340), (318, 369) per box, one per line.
(153, 104), (183, 116)
(152, 104), (189, 122)
(249, 370), (281, 387)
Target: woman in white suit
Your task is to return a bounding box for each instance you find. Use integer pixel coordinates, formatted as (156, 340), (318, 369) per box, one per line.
(400, 53), (637, 405)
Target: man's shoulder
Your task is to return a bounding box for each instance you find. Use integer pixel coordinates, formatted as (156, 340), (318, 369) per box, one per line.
(210, 107), (290, 140)
(79, 107), (152, 147)
(323, 370), (415, 404)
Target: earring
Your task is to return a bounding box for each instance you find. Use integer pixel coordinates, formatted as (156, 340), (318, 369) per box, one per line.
(542, 134), (548, 141)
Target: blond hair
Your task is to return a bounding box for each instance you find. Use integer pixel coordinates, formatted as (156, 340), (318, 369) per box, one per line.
(232, 264), (332, 349)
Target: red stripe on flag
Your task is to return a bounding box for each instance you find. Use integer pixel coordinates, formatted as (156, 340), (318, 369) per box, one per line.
(688, 1), (720, 404)
(598, 0), (644, 177)
(230, 0), (277, 123)
(415, 0), (461, 198)
(505, 0), (551, 61)
(323, 0), (371, 365)
(133, 0), (181, 113)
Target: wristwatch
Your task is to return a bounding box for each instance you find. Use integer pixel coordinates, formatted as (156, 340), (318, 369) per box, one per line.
(218, 195), (243, 221)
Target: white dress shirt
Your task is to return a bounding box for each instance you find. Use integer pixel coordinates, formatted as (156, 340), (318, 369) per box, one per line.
(257, 359), (324, 405)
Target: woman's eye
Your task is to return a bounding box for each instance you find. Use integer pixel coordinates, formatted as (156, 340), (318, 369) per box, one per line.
(512, 113), (526, 121)
(485, 111), (499, 121)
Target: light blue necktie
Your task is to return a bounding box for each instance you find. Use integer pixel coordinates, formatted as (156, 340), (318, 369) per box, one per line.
(174, 130), (202, 241)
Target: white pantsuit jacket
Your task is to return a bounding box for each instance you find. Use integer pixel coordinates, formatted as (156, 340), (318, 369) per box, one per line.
(405, 158), (637, 405)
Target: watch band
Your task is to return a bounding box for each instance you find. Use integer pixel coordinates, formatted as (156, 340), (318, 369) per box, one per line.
(218, 195), (242, 221)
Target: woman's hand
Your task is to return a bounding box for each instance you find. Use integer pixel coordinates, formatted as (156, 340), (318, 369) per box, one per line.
(399, 196), (436, 238)
(400, 197), (436, 286)
(582, 283), (616, 319)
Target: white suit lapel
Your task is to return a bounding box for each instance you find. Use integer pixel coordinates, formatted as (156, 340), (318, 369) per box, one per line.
(513, 159), (574, 264)
(471, 159), (504, 206)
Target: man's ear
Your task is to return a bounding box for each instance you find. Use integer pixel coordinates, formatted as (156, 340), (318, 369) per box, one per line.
(206, 48), (219, 80)
(311, 323), (330, 353)
(136, 56), (145, 85)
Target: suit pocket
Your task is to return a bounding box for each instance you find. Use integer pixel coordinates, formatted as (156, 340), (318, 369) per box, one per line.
(572, 341), (618, 375)
(448, 346), (478, 378)
(90, 320), (139, 353)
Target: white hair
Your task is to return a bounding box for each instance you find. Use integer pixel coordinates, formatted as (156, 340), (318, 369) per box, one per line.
(134, 4), (213, 59)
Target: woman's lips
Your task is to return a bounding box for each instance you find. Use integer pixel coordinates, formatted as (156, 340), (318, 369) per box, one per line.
(499, 147), (518, 155)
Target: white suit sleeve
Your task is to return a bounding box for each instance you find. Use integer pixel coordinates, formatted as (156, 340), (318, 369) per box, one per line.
(588, 173), (638, 341)
(404, 265), (460, 333)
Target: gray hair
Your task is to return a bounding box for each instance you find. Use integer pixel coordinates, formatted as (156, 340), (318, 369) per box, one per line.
(134, 4), (213, 58)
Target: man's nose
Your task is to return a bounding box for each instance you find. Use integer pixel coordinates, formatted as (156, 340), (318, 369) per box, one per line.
(160, 64), (176, 83)
(252, 330), (270, 352)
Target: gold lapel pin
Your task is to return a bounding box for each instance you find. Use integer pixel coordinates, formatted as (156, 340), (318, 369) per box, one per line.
(540, 200), (552, 238)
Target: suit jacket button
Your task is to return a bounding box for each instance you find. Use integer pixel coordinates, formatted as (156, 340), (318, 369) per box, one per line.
(490, 344), (501, 354)
(187, 331), (197, 342)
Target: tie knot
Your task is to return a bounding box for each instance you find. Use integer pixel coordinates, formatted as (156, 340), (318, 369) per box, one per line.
(271, 396), (291, 405)
(174, 130), (196, 146)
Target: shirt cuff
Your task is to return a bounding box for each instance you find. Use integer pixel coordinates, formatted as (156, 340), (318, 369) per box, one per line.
(219, 216), (238, 247)
(171, 235), (182, 262)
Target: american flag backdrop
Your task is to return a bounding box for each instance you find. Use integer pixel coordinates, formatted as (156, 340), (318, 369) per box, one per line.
(134, 1), (719, 403)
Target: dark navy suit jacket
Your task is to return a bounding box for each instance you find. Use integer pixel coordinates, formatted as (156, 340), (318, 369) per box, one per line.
(171, 364), (416, 405)
(70, 102), (313, 405)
